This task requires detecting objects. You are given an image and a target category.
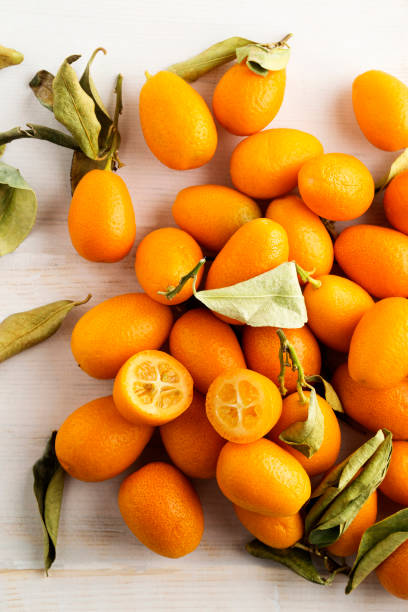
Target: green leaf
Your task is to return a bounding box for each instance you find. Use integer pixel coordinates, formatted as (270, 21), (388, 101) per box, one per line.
(53, 55), (101, 159)
(29, 70), (55, 110)
(236, 44), (290, 76)
(0, 295), (91, 363)
(346, 509), (408, 593)
(375, 148), (408, 191)
(306, 430), (392, 548)
(33, 431), (65, 573)
(79, 48), (112, 146)
(0, 161), (37, 256)
(246, 540), (336, 585)
(306, 375), (344, 413)
(0, 45), (23, 69)
(167, 36), (254, 82)
(194, 261), (307, 327)
(279, 388), (325, 458)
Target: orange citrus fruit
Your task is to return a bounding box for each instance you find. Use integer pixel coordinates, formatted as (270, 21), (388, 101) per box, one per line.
(334, 224), (408, 298)
(212, 63), (286, 135)
(379, 441), (408, 506)
(71, 293), (173, 379)
(332, 363), (408, 440)
(172, 184), (261, 252)
(216, 438), (311, 516)
(139, 71), (217, 170)
(242, 325), (321, 395)
(206, 368), (282, 444)
(205, 218), (288, 324)
(135, 227), (204, 305)
(113, 350), (193, 426)
(298, 153), (374, 221)
(304, 275), (374, 353)
(234, 505), (303, 549)
(327, 490), (377, 557)
(269, 391), (341, 477)
(384, 169), (408, 234)
(55, 396), (153, 482)
(160, 390), (225, 479)
(348, 297), (408, 389)
(68, 169), (136, 263)
(352, 70), (408, 151)
(118, 462), (204, 558)
(376, 539), (408, 600)
(265, 195), (334, 277)
(230, 128), (323, 199)
(169, 308), (246, 394)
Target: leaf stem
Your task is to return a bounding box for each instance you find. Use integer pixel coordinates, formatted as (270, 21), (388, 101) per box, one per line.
(294, 542), (351, 577)
(277, 328), (313, 402)
(157, 258), (206, 301)
(295, 263), (321, 288)
(103, 74), (123, 171)
(0, 124), (80, 150)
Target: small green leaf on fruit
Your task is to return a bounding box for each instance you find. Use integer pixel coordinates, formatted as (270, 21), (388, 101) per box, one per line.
(236, 44), (290, 76)
(279, 387), (325, 458)
(194, 261), (307, 328)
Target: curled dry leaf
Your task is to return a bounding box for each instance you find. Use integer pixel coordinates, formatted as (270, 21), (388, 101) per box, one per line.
(236, 42), (291, 77)
(279, 387), (325, 458)
(305, 375), (344, 413)
(79, 48), (112, 146)
(346, 508), (408, 594)
(0, 161), (37, 256)
(0, 295), (91, 363)
(376, 148), (408, 192)
(0, 45), (23, 69)
(194, 261), (307, 328)
(167, 36), (253, 82)
(29, 70), (55, 110)
(53, 55), (101, 159)
(305, 429), (392, 548)
(33, 431), (65, 573)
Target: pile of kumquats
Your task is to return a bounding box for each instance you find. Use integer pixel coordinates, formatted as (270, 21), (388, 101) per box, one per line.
(2, 35), (408, 600)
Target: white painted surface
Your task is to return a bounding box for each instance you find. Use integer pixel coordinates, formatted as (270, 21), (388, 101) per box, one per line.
(1, 0), (408, 609)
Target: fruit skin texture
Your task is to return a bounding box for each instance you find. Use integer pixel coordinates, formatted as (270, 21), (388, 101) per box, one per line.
(265, 195), (333, 277)
(376, 540), (408, 600)
(327, 491), (377, 557)
(298, 153), (374, 221)
(169, 308), (246, 394)
(234, 505), (303, 549)
(332, 363), (408, 440)
(384, 170), (408, 234)
(205, 368), (282, 444)
(172, 184), (261, 252)
(160, 390), (225, 479)
(55, 396), (153, 482)
(334, 224), (408, 298)
(304, 275), (374, 353)
(118, 462), (204, 558)
(113, 350), (193, 426)
(230, 128), (323, 199)
(216, 438), (311, 516)
(348, 297), (408, 389)
(242, 325), (321, 395)
(71, 293), (173, 379)
(68, 169), (136, 263)
(379, 441), (408, 506)
(212, 63), (286, 136)
(135, 227), (204, 305)
(352, 70), (408, 152)
(269, 391), (341, 477)
(139, 71), (217, 170)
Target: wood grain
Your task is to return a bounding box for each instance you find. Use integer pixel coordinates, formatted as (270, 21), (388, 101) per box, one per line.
(1, 0), (408, 609)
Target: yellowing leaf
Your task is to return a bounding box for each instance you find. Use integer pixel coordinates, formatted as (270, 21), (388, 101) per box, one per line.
(194, 261), (307, 327)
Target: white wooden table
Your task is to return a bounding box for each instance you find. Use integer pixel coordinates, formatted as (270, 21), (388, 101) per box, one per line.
(1, 1), (408, 609)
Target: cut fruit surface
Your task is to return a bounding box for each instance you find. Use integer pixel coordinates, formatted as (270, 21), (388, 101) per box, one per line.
(113, 350), (194, 426)
(206, 368), (282, 443)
